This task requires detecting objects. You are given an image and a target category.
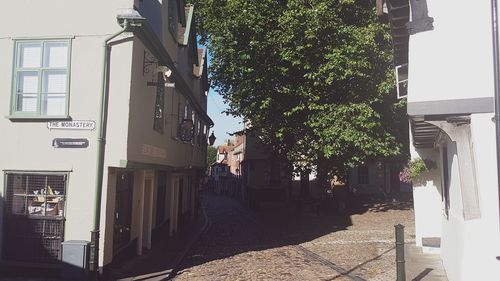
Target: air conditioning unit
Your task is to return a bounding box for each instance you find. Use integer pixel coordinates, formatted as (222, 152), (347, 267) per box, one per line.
(395, 64), (408, 99)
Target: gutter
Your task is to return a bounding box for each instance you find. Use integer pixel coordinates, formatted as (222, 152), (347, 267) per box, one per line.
(492, 0), (500, 232)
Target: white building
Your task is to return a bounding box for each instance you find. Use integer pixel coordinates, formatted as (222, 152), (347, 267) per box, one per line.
(0, 0), (212, 275)
(384, 0), (500, 279)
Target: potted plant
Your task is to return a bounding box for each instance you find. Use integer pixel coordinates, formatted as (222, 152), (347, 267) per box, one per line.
(399, 158), (437, 184)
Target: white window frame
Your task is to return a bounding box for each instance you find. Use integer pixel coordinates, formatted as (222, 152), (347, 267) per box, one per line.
(395, 64), (408, 99)
(10, 39), (71, 119)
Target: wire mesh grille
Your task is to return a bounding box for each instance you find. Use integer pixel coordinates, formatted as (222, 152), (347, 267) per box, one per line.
(3, 173), (66, 264)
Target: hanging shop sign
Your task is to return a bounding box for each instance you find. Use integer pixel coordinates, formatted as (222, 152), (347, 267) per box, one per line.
(52, 138), (89, 149)
(47, 120), (96, 130)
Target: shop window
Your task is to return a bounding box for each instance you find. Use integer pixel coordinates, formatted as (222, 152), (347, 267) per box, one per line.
(168, 0), (178, 39)
(3, 172), (67, 263)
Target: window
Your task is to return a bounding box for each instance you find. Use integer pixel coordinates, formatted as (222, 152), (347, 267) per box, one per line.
(153, 72), (165, 133)
(178, 0), (186, 26)
(357, 166), (369, 184)
(168, 0), (178, 39)
(12, 40), (70, 117)
(3, 172), (67, 263)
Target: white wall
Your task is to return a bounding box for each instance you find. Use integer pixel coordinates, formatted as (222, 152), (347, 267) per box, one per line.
(407, 1), (500, 279)
(0, 0), (135, 262)
(439, 113), (500, 281)
(408, 0), (494, 103)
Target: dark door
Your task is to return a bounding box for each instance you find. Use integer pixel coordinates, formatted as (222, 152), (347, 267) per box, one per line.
(156, 171), (167, 226)
(113, 171), (134, 252)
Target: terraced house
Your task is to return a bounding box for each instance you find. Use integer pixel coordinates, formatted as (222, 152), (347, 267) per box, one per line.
(0, 0), (212, 275)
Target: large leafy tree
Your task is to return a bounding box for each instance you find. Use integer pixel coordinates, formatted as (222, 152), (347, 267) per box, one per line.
(193, 0), (407, 180)
(207, 146), (217, 165)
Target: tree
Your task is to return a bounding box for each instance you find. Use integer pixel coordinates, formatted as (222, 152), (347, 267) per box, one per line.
(207, 145), (217, 165)
(192, 0), (408, 180)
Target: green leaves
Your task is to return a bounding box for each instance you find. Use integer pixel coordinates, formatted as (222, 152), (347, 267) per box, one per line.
(191, 0), (407, 174)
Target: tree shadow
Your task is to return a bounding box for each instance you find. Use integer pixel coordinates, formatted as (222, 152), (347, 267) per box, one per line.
(349, 193), (414, 214)
(175, 192), (412, 276)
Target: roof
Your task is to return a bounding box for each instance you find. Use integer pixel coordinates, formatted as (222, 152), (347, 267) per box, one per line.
(217, 145), (233, 154)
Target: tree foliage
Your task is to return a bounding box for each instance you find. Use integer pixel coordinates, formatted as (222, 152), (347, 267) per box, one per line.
(192, 0), (408, 176)
(207, 145), (217, 165)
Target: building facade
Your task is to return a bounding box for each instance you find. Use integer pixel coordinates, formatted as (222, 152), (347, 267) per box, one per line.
(382, 0), (500, 279)
(0, 0), (212, 274)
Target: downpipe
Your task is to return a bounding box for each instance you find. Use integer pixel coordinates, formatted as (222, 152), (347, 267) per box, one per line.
(89, 20), (130, 278)
(492, 0), (500, 233)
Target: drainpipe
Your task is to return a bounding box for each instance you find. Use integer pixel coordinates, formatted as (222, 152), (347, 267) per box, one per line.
(492, 0), (500, 232)
(89, 19), (130, 276)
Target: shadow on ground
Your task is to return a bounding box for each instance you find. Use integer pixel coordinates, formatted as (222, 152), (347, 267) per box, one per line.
(176, 191), (413, 274)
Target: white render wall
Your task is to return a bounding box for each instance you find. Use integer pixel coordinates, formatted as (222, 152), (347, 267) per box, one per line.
(439, 113), (500, 281)
(408, 0), (494, 103)
(409, 144), (443, 249)
(408, 1), (500, 279)
(0, 0), (135, 262)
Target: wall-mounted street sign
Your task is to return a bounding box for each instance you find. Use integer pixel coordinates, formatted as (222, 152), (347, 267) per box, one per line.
(52, 138), (89, 148)
(47, 120), (96, 130)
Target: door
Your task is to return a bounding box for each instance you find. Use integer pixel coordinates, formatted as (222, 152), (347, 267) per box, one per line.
(156, 172), (167, 226)
(113, 171), (133, 252)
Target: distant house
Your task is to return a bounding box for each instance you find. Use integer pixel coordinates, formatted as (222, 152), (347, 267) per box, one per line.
(238, 130), (290, 207)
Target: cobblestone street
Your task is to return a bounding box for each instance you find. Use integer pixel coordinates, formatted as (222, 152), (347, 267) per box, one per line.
(174, 192), (415, 281)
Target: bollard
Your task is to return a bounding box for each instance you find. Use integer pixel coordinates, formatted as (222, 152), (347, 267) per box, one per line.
(395, 224), (406, 281)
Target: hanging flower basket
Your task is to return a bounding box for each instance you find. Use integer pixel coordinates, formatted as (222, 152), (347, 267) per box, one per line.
(399, 158), (437, 184)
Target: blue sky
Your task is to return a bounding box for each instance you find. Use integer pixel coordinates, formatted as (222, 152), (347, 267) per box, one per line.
(207, 89), (243, 147)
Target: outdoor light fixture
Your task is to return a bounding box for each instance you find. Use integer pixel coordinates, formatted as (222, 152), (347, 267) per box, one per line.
(156, 66), (173, 78)
(209, 131), (216, 146)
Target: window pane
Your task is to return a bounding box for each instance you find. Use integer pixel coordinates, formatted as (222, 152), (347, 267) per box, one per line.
(44, 42), (68, 68)
(18, 43), (42, 68)
(17, 94), (38, 112)
(43, 70), (67, 93)
(42, 94), (66, 115)
(17, 71), (38, 93)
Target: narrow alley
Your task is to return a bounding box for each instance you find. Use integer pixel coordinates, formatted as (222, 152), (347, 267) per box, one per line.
(173, 192), (415, 281)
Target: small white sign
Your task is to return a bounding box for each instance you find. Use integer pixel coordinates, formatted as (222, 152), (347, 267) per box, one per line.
(47, 120), (96, 130)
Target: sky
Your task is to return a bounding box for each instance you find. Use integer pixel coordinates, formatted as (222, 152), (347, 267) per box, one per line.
(204, 47), (243, 147)
(207, 89), (243, 147)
